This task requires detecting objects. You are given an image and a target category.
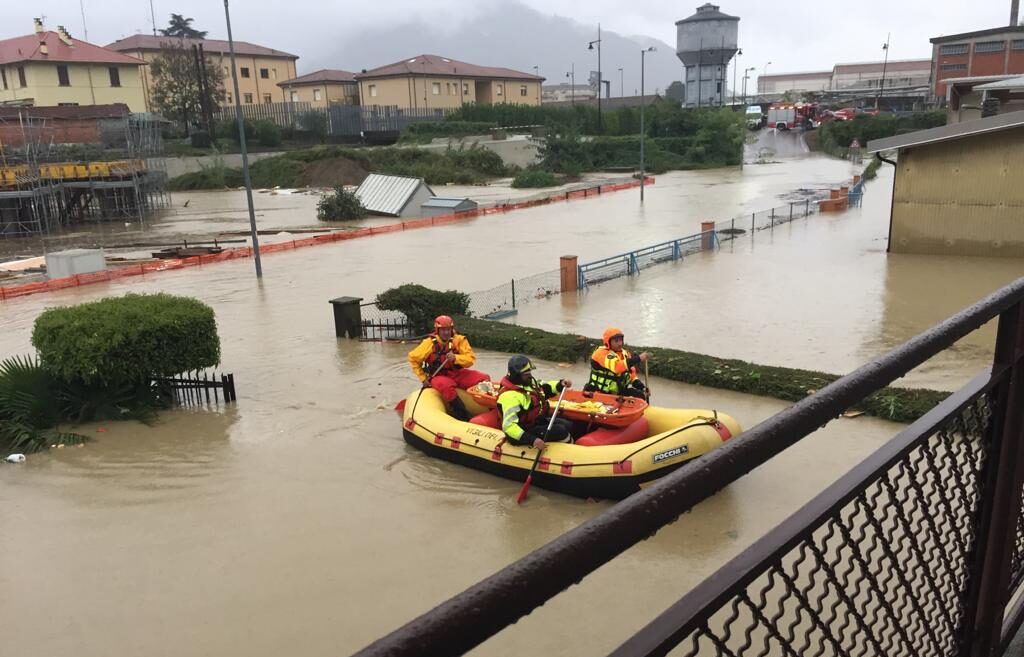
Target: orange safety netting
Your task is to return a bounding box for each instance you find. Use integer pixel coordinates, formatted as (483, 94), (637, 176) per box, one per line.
(0, 177), (653, 302)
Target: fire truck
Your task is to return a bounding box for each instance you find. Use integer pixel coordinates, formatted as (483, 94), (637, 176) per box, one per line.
(767, 103), (819, 130)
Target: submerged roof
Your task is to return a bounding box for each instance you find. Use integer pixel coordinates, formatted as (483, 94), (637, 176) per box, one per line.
(867, 110), (1024, 152)
(421, 197), (477, 209)
(355, 174), (434, 216)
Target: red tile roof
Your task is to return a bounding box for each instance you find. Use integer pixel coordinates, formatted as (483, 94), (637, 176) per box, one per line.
(0, 32), (144, 66)
(279, 69), (357, 87)
(356, 54), (542, 81)
(106, 34), (297, 60)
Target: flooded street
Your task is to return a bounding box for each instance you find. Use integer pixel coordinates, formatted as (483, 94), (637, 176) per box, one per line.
(1, 140), (1019, 656)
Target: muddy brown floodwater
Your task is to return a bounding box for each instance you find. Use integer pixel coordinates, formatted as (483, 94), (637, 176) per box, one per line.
(1, 141), (1016, 656)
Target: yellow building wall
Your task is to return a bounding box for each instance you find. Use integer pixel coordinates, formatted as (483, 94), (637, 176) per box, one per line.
(282, 82), (357, 108)
(890, 128), (1024, 257)
(127, 49), (298, 110)
(0, 61), (146, 111)
(358, 76), (541, 108)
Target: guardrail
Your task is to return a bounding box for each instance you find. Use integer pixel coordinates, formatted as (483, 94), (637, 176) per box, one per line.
(577, 232), (714, 289)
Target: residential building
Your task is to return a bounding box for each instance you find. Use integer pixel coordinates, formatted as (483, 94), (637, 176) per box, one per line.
(541, 84), (596, 103)
(106, 34), (298, 110)
(867, 111), (1024, 257)
(0, 21), (146, 111)
(757, 60), (931, 95)
(930, 26), (1024, 98)
(278, 69), (358, 107)
(355, 54), (543, 109)
(542, 94), (663, 110)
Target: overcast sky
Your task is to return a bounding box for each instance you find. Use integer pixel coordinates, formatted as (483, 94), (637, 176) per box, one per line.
(1, 0), (1017, 83)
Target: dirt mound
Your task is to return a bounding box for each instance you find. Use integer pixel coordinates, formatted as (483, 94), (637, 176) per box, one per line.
(301, 157), (370, 188)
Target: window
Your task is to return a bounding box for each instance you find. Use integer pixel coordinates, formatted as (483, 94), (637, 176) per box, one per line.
(1, 68), (6, 90)
(224, 66), (230, 75)
(108, 66), (121, 87)
(57, 102), (79, 106)
(462, 82), (469, 95)
(271, 68), (277, 80)
(240, 67), (250, 78)
(17, 66), (26, 87)
(57, 64), (70, 86)
(243, 92), (253, 103)
(290, 91), (299, 102)
(975, 41), (1006, 53)
(1013, 39), (1024, 50)
(941, 63), (968, 71)
(939, 44), (969, 56)
(260, 68), (269, 79)
(313, 88), (322, 101)
(432, 82), (440, 95)
(496, 83), (503, 96)
(226, 92), (233, 104)
(520, 85), (527, 96)
(262, 93), (272, 104)
(369, 84), (377, 97)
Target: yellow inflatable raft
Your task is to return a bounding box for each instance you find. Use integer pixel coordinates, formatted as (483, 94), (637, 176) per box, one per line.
(400, 388), (742, 500)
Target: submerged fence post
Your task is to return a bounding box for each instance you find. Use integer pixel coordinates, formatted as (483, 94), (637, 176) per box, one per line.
(560, 256), (578, 293)
(789, 203), (793, 222)
(701, 222), (716, 250)
(329, 296), (363, 339)
(751, 212), (755, 232)
(770, 208), (775, 229)
(806, 198), (810, 215)
(511, 278), (517, 309)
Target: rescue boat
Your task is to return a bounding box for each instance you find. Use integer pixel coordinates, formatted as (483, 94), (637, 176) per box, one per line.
(399, 387), (742, 500)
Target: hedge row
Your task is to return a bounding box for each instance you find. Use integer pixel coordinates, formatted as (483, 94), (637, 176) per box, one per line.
(455, 317), (947, 424)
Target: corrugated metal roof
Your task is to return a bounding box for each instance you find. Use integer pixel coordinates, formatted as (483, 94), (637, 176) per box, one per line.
(355, 174), (433, 216)
(975, 75), (1024, 91)
(421, 197), (476, 209)
(867, 110), (1024, 153)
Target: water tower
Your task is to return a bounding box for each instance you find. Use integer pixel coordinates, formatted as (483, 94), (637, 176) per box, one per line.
(676, 3), (739, 107)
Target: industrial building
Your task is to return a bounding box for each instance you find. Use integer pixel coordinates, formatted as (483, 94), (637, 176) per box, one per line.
(930, 25), (1024, 98)
(675, 3), (739, 107)
(868, 111), (1024, 257)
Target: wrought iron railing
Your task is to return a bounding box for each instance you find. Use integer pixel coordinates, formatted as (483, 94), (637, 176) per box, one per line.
(353, 275), (1024, 657)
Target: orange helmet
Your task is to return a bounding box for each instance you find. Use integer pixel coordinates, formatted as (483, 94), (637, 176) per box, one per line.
(434, 315), (455, 330)
(602, 327), (624, 348)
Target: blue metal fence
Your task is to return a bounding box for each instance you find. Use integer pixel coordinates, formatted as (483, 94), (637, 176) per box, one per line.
(577, 232), (714, 290)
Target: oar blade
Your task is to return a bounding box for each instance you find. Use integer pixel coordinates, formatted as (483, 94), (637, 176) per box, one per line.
(516, 474), (533, 504)
(394, 399), (407, 414)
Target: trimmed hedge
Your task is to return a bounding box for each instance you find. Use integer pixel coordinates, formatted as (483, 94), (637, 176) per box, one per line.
(455, 317), (947, 424)
(376, 284), (469, 334)
(32, 294), (221, 385)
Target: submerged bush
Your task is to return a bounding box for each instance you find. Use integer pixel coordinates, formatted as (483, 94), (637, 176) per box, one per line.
(0, 354), (85, 453)
(376, 284), (470, 333)
(511, 168), (559, 188)
(317, 186), (366, 220)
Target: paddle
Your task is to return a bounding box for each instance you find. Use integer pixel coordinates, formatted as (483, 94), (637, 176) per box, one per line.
(516, 384), (568, 505)
(643, 358), (652, 402)
(395, 360), (449, 413)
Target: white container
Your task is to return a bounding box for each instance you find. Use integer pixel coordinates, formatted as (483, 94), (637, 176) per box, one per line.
(5, 454), (26, 463)
(45, 249), (106, 280)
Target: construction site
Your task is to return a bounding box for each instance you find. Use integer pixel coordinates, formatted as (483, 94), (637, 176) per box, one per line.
(0, 105), (168, 238)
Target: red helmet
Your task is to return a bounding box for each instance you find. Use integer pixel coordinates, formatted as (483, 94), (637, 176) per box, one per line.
(434, 315), (454, 329)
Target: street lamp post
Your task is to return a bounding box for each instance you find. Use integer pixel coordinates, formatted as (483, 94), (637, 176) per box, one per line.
(223, 0), (262, 278)
(640, 46), (655, 203)
(588, 24), (602, 131)
(875, 34), (890, 111)
(533, 65), (540, 103)
(743, 66), (756, 104)
(566, 64), (575, 106)
(732, 48), (742, 106)
(760, 61), (771, 96)
(618, 68), (623, 97)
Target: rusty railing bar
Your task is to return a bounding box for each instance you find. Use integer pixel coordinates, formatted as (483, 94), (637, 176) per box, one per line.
(354, 276), (1024, 657)
(608, 366), (1004, 657)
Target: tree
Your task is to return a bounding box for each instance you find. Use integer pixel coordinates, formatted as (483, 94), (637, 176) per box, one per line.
(159, 13), (207, 38)
(150, 41), (225, 134)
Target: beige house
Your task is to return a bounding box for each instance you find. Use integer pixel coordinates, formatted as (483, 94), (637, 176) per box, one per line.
(279, 69), (358, 107)
(356, 54), (543, 109)
(0, 21), (146, 111)
(868, 111), (1024, 257)
(106, 34), (298, 111)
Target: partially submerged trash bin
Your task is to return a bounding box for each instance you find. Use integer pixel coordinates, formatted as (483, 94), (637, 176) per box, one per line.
(329, 297), (363, 338)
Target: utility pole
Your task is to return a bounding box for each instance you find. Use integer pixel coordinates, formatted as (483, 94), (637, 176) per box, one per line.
(566, 64), (575, 105)
(223, 0), (263, 279)
(618, 68), (623, 97)
(640, 47), (654, 203)
(875, 34), (890, 111)
(588, 24), (603, 131)
(149, 0), (157, 35)
(732, 48), (742, 106)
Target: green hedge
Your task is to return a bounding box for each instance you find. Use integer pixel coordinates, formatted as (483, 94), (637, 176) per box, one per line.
(32, 294), (221, 385)
(512, 168), (559, 188)
(376, 284), (469, 334)
(455, 317), (947, 424)
(818, 111), (946, 156)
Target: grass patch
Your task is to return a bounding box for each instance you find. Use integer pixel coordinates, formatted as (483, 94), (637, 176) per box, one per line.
(455, 317), (947, 424)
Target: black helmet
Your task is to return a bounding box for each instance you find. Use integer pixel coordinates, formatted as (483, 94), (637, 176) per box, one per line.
(507, 355), (535, 384)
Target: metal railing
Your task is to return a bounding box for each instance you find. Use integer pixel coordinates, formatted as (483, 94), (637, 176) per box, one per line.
(212, 101), (312, 128)
(353, 275), (1024, 657)
(578, 232), (713, 289)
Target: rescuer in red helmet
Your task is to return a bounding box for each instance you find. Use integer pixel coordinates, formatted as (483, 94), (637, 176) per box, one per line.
(408, 315), (489, 420)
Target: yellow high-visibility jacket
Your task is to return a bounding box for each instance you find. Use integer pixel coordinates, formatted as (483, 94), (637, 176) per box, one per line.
(408, 333), (477, 382)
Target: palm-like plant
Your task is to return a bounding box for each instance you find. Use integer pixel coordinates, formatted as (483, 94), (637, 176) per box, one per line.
(159, 13), (208, 39)
(0, 355), (84, 453)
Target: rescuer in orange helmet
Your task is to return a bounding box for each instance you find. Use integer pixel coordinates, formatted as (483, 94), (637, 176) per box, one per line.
(583, 327), (650, 400)
(408, 315), (489, 420)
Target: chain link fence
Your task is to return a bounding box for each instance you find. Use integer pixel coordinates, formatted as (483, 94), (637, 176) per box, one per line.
(717, 199), (818, 242)
(466, 268), (562, 319)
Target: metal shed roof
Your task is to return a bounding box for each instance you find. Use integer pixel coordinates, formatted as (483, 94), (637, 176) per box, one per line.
(974, 75), (1024, 91)
(421, 197), (476, 209)
(867, 110), (1024, 153)
(354, 174), (434, 216)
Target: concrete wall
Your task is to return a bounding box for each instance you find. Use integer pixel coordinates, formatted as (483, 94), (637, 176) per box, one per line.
(357, 76), (541, 109)
(0, 62), (146, 111)
(889, 127), (1024, 256)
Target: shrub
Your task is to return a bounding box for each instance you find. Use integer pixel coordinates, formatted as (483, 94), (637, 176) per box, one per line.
(317, 186), (366, 220)
(512, 168), (559, 188)
(0, 354), (85, 453)
(298, 110), (329, 143)
(254, 120), (282, 147)
(216, 118), (255, 143)
(190, 130), (212, 148)
(376, 284), (470, 333)
(399, 121), (498, 143)
(32, 294), (221, 386)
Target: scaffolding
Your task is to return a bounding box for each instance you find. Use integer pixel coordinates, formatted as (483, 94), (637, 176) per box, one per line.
(0, 110), (168, 238)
